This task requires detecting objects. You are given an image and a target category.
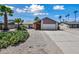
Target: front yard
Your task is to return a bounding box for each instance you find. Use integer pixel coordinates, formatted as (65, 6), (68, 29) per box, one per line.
(0, 30), (29, 49)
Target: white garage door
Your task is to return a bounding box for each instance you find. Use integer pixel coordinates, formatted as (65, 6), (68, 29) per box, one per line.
(41, 24), (56, 30)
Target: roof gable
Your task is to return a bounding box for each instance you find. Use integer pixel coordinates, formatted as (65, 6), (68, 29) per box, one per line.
(42, 17), (57, 24)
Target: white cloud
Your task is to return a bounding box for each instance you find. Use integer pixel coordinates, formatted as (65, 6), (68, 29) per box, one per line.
(53, 5), (65, 10)
(16, 6), (29, 13)
(29, 4), (44, 12)
(5, 5), (14, 9)
(54, 15), (60, 17)
(33, 12), (48, 16)
(23, 6), (29, 11)
(16, 4), (45, 13)
(23, 4), (44, 13)
(16, 8), (26, 13)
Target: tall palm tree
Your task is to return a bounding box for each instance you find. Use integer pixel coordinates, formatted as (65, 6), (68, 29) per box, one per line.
(59, 16), (62, 22)
(21, 20), (24, 25)
(74, 10), (78, 22)
(34, 16), (40, 21)
(0, 5), (13, 30)
(15, 18), (22, 29)
(65, 14), (70, 21)
(62, 19), (65, 22)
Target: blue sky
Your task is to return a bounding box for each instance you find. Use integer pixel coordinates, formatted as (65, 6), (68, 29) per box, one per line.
(0, 4), (79, 22)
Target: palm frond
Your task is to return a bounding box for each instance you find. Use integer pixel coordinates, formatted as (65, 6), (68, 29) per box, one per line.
(0, 12), (3, 16)
(74, 10), (78, 13)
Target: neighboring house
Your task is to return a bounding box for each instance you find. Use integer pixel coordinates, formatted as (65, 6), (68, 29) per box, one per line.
(0, 23), (15, 29)
(8, 23), (15, 29)
(33, 17), (59, 30)
(23, 22), (34, 29)
(33, 20), (41, 30)
(8, 20), (15, 29)
(0, 21), (15, 29)
(59, 22), (79, 30)
(64, 22), (79, 28)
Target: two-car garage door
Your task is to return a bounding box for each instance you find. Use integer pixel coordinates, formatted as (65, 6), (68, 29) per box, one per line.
(41, 24), (57, 30)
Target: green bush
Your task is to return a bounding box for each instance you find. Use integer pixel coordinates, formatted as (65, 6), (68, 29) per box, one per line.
(0, 30), (29, 49)
(17, 25), (26, 30)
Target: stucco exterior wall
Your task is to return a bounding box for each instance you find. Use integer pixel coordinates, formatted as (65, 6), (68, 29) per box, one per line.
(41, 20), (58, 30)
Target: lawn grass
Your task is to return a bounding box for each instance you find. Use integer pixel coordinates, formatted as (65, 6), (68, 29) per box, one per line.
(0, 30), (29, 49)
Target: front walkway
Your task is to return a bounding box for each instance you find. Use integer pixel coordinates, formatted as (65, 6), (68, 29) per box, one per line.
(0, 29), (63, 54)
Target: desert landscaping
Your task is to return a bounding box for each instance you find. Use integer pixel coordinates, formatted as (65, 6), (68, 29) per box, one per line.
(0, 4), (79, 54)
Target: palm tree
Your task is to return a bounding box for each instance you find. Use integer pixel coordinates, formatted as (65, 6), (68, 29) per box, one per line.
(0, 5), (13, 30)
(62, 19), (65, 22)
(21, 20), (24, 25)
(65, 14), (70, 21)
(34, 16), (40, 21)
(74, 10), (78, 22)
(59, 16), (62, 22)
(15, 18), (22, 29)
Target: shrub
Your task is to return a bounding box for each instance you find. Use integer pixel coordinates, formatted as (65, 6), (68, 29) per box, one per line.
(16, 25), (26, 30)
(0, 30), (29, 49)
(0, 40), (9, 48)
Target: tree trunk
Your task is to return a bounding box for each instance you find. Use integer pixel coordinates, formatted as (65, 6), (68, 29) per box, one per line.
(17, 23), (20, 30)
(3, 12), (8, 30)
(75, 13), (76, 22)
(68, 16), (69, 21)
(18, 23), (19, 29)
(60, 18), (61, 23)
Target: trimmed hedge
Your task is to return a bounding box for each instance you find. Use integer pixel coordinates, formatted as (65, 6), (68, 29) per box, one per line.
(0, 30), (29, 49)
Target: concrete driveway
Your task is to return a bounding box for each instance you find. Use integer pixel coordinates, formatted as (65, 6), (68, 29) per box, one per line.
(44, 29), (79, 54)
(0, 29), (63, 54)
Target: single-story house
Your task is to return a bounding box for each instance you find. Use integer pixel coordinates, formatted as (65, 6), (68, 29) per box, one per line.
(0, 22), (15, 29)
(0, 20), (16, 30)
(59, 21), (79, 30)
(8, 23), (15, 29)
(64, 22), (79, 28)
(33, 17), (59, 30)
(33, 20), (41, 30)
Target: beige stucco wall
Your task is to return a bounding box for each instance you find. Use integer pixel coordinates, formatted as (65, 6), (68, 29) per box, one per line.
(41, 20), (58, 30)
